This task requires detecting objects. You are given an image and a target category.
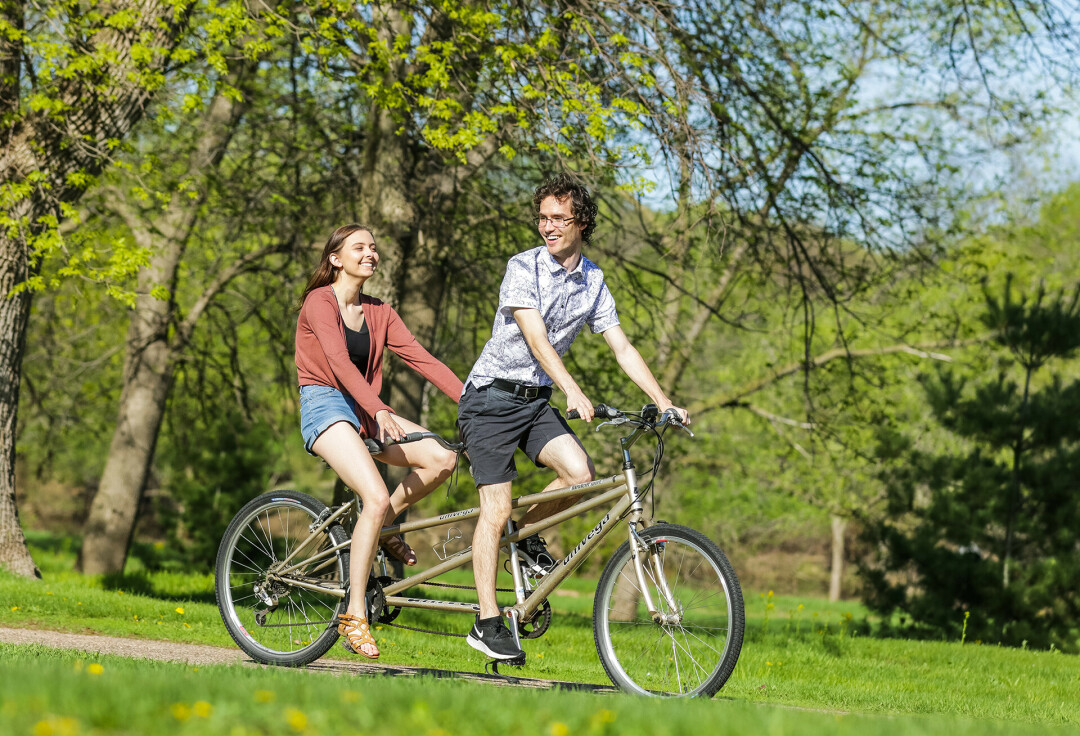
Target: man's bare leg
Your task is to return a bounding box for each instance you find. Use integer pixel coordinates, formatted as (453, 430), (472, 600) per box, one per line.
(519, 434), (596, 526)
(474, 481), (513, 619)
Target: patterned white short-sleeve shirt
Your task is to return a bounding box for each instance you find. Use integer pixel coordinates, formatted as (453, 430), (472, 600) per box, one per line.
(464, 246), (620, 391)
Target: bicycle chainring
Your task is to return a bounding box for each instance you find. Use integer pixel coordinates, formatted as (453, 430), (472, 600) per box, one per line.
(364, 575), (387, 623)
(518, 599), (552, 639)
(371, 575), (401, 623)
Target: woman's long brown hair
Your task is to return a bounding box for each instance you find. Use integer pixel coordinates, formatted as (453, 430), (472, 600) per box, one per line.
(297, 224), (374, 310)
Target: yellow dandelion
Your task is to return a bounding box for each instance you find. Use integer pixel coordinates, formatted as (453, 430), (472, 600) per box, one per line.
(10, 606), (18, 611)
(286, 708), (308, 732)
(765, 661), (772, 666)
(593, 709), (616, 724)
(171, 703), (192, 722)
(33, 716), (79, 736)
(87, 663), (104, 676)
(254, 690), (276, 704)
(175, 607), (185, 615)
(193, 701), (212, 718)
(550, 722), (569, 736)
(183, 622), (191, 629)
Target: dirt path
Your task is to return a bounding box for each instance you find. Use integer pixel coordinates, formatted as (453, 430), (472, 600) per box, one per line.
(0, 627), (616, 693)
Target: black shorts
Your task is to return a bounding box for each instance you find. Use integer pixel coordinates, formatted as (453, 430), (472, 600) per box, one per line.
(457, 382), (575, 486)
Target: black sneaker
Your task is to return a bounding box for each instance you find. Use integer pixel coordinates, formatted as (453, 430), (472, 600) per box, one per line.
(518, 534), (556, 578)
(466, 615), (523, 660)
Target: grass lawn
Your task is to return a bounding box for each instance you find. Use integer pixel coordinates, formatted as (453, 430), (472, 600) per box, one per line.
(1, 531), (1078, 733)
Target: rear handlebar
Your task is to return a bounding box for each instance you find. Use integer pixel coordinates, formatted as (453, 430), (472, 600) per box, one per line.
(364, 431), (465, 455)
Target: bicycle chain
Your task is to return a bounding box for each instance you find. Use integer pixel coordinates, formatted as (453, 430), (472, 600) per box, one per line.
(253, 579), (525, 637)
(376, 578), (521, 638)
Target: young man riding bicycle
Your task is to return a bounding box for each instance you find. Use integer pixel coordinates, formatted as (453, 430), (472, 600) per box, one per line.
(457, 173), (690, 660)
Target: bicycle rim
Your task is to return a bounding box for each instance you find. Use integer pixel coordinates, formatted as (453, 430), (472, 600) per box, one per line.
(594, 524), (744, 697)
(216, 493), (348, 666)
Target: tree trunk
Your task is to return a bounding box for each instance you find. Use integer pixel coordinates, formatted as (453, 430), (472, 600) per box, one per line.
(0, 0), (192, 576)
(0, 220), (40, 577)
(78, 299), (174, 574)
(829, 515), (847, 602)
(78, 76), (253, 574)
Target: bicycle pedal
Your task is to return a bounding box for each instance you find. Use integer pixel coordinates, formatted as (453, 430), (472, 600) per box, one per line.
(484, 653), (526, 676)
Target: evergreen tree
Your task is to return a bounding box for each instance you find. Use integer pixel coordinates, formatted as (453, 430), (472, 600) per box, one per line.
(863, 278), (1080, 651)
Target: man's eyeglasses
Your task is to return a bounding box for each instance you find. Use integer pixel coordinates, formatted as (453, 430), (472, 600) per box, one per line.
(535, 216), (575, 228)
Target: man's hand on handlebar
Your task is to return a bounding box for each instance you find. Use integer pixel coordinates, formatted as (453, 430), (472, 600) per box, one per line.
(661, 405), (690, 426)
(565, 388), (595, 423)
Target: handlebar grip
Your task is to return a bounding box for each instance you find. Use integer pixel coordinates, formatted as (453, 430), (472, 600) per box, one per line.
(364, 431), (429, 455)
(567, 404), (616, 420)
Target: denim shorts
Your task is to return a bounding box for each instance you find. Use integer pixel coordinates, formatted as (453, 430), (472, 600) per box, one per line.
(456, 382), (574, 486)
(299, 384), (361, 454)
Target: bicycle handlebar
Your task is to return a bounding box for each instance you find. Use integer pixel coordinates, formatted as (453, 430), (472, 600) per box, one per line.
(567, 403), (690, 433)
(566, 404), (619, 421)
(364, 431), (465, 455)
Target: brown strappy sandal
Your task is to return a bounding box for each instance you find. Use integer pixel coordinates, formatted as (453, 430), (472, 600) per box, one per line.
(337, 613), (379, 659)
(382, 534), (418, 566)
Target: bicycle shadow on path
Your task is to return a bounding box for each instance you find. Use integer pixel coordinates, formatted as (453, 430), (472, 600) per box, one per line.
(304, 656), (619, 693)
(0, 627), (617, 694)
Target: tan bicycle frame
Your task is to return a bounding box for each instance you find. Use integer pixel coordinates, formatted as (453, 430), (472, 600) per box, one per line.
(269, 471), (660, 621)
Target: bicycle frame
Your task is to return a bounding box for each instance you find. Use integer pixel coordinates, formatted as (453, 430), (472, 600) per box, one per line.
(266, 414), (679, 625)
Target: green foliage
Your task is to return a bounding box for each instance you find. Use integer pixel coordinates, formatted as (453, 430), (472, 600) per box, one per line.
(156, 410), (281, 568)
(863, 279), (1080, 652)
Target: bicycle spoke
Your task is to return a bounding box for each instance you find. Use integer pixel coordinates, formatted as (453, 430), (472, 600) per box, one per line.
(595, 527), (743, 698)
(217, 494), (348, 666)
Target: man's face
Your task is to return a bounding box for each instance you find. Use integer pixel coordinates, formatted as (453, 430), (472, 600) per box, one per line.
(537, 195), (583, 264)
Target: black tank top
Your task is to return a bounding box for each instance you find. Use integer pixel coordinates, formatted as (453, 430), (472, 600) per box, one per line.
(344, 322), (370, 371)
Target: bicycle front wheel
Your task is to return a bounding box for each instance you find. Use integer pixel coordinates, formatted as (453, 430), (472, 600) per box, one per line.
(593, 523), (744, 697)
(215, 490), (349, 666)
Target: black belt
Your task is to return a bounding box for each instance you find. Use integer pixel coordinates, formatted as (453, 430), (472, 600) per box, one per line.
(488, 378), (550, 400)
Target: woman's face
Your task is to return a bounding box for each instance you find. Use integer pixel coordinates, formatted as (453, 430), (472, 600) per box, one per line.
(330, 229), (379, 281)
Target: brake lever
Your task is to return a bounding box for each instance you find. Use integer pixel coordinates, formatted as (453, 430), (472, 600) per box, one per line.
(594, 418), (627, 431)
(660, 409), (695, 438)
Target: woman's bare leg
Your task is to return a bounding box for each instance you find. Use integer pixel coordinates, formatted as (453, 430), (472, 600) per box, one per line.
(310, 421), (389, 658)
(376, 415), (459, 524)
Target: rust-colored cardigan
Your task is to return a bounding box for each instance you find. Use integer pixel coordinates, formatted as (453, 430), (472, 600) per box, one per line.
(295, 285), (463, 437)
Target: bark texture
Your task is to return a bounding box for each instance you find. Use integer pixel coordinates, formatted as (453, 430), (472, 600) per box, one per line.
(829, 515), (847, 602)
(0, 0), (191, 576)
(79, 69), (258, 574)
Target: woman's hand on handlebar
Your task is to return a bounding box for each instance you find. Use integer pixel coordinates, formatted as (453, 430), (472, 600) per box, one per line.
(375, 409), (406, 443)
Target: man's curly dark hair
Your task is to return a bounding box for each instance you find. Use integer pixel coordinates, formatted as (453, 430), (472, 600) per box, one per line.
(533, 173), (598, 245)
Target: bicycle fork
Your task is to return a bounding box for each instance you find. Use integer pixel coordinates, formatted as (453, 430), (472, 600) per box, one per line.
(623, 462), (682, 625)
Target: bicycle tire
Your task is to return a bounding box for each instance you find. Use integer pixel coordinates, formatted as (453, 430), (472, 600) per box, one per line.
(215, 490), (349, 666)
(593, 523), (744, 697)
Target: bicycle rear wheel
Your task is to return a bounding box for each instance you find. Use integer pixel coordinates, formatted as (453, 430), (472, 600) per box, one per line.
(215, 490), (349, 666)
(593, 523), (744, 697)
